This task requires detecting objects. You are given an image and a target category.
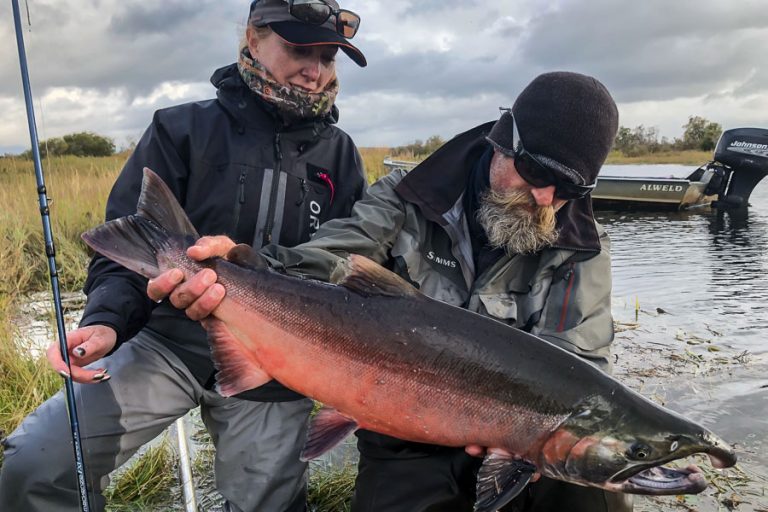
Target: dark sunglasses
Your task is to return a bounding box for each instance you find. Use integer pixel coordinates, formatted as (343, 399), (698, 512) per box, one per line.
(513, 147), (596, 200)
(488, 111), (595, 200)
(289, 0), (361, 39)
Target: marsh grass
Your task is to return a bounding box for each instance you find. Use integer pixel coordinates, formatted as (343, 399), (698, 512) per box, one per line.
(104, 437), (177, 510)
(0, 155), (121, 465)
(605, 149), (712, 166)
(308, 461), (356, 512)
(0, 298), (62, 470)
(358, 147), (422, 182)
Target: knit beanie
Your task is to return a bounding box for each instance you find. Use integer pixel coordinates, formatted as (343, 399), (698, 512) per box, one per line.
(487, 71), (618, 185)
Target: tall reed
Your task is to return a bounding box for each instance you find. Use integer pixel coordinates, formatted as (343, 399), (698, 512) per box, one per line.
(0, 155), (122, 447)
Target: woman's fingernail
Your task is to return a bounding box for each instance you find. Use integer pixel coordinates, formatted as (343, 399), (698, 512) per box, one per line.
(172, 269), (184, 282)
(74, 347), (86, 357)
(59, 370), (70, 379)
(100, 375), (111, 383)
(92, 373), (105, 381)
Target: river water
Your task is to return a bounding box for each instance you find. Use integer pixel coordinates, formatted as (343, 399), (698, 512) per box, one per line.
(597, 164), (768, 511)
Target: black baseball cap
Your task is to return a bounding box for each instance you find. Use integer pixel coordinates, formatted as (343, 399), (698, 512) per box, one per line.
(249, 0), (367, 67)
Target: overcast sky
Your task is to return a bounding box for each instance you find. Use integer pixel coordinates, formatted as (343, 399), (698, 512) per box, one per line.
(1, 0), (766, 154)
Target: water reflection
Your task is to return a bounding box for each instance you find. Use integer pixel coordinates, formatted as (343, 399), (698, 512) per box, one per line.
(596, 170), (768, 352)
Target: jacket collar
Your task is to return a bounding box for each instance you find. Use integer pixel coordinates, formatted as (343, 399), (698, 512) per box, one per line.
(210, 64), (339, 139)
(394, 121), (601, 253)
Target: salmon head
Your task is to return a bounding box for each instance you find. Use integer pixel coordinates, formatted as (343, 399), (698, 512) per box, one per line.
(535, 391), (737, 495)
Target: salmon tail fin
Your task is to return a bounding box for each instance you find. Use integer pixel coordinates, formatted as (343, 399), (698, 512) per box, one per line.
(475, 455), (536, 512)
(135, 167), (199, 240)
(81, 168), (199, 279)
(204, 318), (273, 397)
(300, 406), (358, 461)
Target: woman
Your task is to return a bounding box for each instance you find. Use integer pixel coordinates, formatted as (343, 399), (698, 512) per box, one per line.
(0, 1), (367, 511)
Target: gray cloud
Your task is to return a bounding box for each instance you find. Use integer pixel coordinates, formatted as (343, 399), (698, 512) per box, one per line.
(1, 0), (766, 151)
(109, 1), (204, 36)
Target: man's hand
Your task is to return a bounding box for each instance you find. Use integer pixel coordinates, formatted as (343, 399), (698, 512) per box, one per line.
(146, 235), (235, 320)
(46, 325), (116, 383)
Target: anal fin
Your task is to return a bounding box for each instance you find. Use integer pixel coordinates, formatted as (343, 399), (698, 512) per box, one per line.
(475, 453), (536, 512)
(205, 318), (272, 397)
(300, 406), (358, 461)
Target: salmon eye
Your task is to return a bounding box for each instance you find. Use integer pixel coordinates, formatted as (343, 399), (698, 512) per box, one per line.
(627, 443), (652, 460)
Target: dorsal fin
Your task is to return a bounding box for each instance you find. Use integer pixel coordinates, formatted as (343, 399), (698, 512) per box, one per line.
(137, 168), (199, 240)
(330, 254), (422, 298)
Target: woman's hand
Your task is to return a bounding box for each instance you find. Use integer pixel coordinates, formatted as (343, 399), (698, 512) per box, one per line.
(147, 235), (236, 320)
(46, 325), (116, 383)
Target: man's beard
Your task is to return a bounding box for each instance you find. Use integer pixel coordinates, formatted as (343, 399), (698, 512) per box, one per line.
(476, 188), (559, 255)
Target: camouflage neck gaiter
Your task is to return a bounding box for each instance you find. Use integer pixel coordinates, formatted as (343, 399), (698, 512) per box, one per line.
(238, 45), (339, 123)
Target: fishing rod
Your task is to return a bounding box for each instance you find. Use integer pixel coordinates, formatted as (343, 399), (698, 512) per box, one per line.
(10, 1), (92, 510)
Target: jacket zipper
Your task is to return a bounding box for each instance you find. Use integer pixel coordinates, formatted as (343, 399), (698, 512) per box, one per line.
(232, 169), (248, 235)
(296, 179), (309, 206)
(557, 262), (576, 332)
(263, 130), (283, 245)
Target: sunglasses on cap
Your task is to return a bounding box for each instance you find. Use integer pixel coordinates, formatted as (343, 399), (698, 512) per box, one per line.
(487, 112), (596, 200)
(289, 0), (361, 39)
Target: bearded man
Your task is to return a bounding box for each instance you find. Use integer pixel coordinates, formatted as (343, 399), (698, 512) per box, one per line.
(150, 71), (629, 512)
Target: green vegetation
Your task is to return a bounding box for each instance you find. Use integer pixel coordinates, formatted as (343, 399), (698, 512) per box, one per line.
(308, 461), (356, 512)
(105, 439), (176, 510)
(0, 155), (122, 458)
(21, 132), (116, 159)
(613, 116), (723, 157)
(605, 149), (711, 166)
(392, 135), (446, 159)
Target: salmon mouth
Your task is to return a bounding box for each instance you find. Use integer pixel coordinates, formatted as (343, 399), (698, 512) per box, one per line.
(615, 465), (707, 495)
(607, 435), (737, 495)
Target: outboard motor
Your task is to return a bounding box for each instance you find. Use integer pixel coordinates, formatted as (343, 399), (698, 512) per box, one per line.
(711, 128), (768, 209)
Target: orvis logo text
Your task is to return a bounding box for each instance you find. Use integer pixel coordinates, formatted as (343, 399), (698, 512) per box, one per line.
(309, 200), (322, 233)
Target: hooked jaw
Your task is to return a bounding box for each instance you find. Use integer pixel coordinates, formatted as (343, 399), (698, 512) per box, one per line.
(608, 432), (737, 495)
(611, 464), (707, 495)
(540, 427), (738, 496)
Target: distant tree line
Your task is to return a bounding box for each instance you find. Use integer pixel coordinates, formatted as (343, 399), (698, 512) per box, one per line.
(391, 116), (723, 160)
(392, 135), (446, 158)
(21, 131), (115, 159)
(613, 116), (722, 157)
(14, 116), (721, 161)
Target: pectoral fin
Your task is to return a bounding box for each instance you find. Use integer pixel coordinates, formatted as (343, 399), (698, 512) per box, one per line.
(331, 254), (423, 298)
(474, 454), (536, 512)
(205, 318), (272, 397)
(300, 406), (358, 461)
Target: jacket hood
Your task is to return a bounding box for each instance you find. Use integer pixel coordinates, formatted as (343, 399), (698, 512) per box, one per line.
(210, 63), (340, 129)
(394, 121), (601, 253)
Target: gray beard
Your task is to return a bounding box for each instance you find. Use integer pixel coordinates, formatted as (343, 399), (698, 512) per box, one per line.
(476, 188), (560, 255)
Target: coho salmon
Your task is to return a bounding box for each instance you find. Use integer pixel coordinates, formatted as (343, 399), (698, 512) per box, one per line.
(82, 169), (737, 512)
